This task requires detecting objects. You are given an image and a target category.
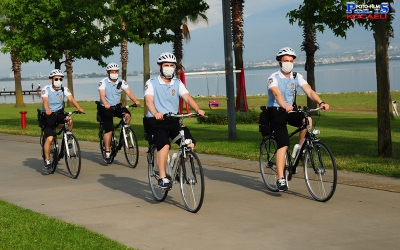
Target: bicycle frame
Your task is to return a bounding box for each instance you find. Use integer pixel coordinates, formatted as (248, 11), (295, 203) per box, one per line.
(167, 114), (197, 185)
(96, 101), (139, 167)
(286, 107), (321, 169)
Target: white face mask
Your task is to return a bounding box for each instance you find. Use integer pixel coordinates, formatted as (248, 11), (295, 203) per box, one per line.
(281, 62), (294, 74)
(109, 73), (118, 80)
(162, 67), (175, 78)
(53, 80), (62, 89)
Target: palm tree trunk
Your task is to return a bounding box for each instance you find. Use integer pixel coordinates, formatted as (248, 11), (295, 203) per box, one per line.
(65, 50), (74, 107)
(120, 21), (128, 106)
(173, 25), (184, 78)
(143, 38), (150, 116)
(301, 22), (318, 110)
(231, 0), (247, 112)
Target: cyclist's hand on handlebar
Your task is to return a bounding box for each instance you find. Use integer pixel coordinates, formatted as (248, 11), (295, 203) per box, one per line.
(320, 103), (330, 111)
(134, 100), (140, 105)
(154, 112), (164, 120)
(285, 105), (294, 112)
(196, 109), (205, 116)
(77, 108), (85, 113)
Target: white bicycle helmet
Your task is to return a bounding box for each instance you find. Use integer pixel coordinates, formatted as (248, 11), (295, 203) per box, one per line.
(48, 69), (64, 79)
(157, 52), (177, 64)
(106, 62), (119, 71)
(276, 47), (297, 61)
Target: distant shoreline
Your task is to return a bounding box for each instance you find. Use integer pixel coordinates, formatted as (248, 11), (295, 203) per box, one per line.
(0, 58), (399, 82)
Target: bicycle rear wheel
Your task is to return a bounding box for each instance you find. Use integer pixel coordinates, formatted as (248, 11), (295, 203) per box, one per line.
(259, 137), (279, 192)
(303, 141), (337, 202)
(48, 137), (58, 174)
(122, 126), (139, 168)
(64, 133), (81, 179)
(148, 145), (168, 201)
(179, 151), (204, 213)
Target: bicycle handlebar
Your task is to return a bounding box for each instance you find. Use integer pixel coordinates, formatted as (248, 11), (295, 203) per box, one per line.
(289, 106), (323, 114)
(165, 112), (200, 118)
(64, 110), (85, 115)
(95, 101), (139, 109)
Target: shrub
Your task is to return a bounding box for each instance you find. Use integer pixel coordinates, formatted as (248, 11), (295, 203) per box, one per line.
(197, 109), (259, 125)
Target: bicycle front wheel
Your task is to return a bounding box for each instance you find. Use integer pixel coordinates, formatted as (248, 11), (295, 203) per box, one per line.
(303, 141), (337, 202)
(64, 133), (81, 179)
(99, 127), (108, 164)
(123, 127), (139, 168)
(148, 145), (168, 201)
(179, 151), (204, 213)
(259, 137), (279, 192)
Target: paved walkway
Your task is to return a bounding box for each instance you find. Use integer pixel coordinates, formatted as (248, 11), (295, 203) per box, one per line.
(1, 133), (400, 250)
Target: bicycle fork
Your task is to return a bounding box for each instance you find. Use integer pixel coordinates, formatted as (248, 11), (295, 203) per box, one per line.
(121, 126), (134, 149)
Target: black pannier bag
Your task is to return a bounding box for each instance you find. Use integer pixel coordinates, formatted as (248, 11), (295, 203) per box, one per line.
(258, 106), (270, 136)
(37, 109), (45, 128)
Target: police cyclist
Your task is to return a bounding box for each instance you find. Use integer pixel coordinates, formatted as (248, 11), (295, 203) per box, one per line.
(41, 69), (84, 169)
(267, 47), (330, 191)
(97, 62), (140, 163)
(144, 52), (205, 189)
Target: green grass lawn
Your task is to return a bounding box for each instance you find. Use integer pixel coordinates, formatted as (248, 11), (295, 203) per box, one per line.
(1, 92), (399, 177)
(0, 91), (399, 249)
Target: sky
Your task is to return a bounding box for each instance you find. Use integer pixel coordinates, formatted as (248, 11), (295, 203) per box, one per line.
(186, 0), (301, 30)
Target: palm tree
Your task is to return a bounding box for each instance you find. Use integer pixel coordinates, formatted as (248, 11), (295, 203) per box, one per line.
(173, 13), (208, 77)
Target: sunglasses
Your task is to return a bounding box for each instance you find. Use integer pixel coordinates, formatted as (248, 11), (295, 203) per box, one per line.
(54, 78), (63, 81)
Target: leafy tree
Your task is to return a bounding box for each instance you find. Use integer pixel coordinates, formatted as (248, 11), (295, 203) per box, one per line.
(117, 0), (194, 115)
(287, 0), (355, 109)
(0, 7), (24, 107)
(287, 0), (395, 157)
(0, 0), (117, 106)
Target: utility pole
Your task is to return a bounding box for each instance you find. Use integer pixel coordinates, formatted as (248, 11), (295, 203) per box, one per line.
(222, 0), (237, 139)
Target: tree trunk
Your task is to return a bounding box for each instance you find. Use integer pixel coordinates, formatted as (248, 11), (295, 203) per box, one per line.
(301, 22), (318, 110)
(120, 36), (128, 106)
(11, 51), (24, 107)
(230, 0), (247, 112)
(374, 19), (392, 157)
(143, 38), (150, 116)
(173, 25), (184, 78)
(65, 50), (74, 108)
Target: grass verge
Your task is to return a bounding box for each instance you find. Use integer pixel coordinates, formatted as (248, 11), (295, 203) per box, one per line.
(0, 200), (135, 249)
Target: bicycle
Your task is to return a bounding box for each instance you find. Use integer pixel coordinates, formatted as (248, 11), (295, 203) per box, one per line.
(96, 101), (139, 168)
(146, 113), (205, 213)
(38, 109), (84, 179)
(259, 106), (337, 202)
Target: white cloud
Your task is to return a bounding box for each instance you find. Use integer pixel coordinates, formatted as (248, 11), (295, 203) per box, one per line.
(187, 0), (302, 30)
